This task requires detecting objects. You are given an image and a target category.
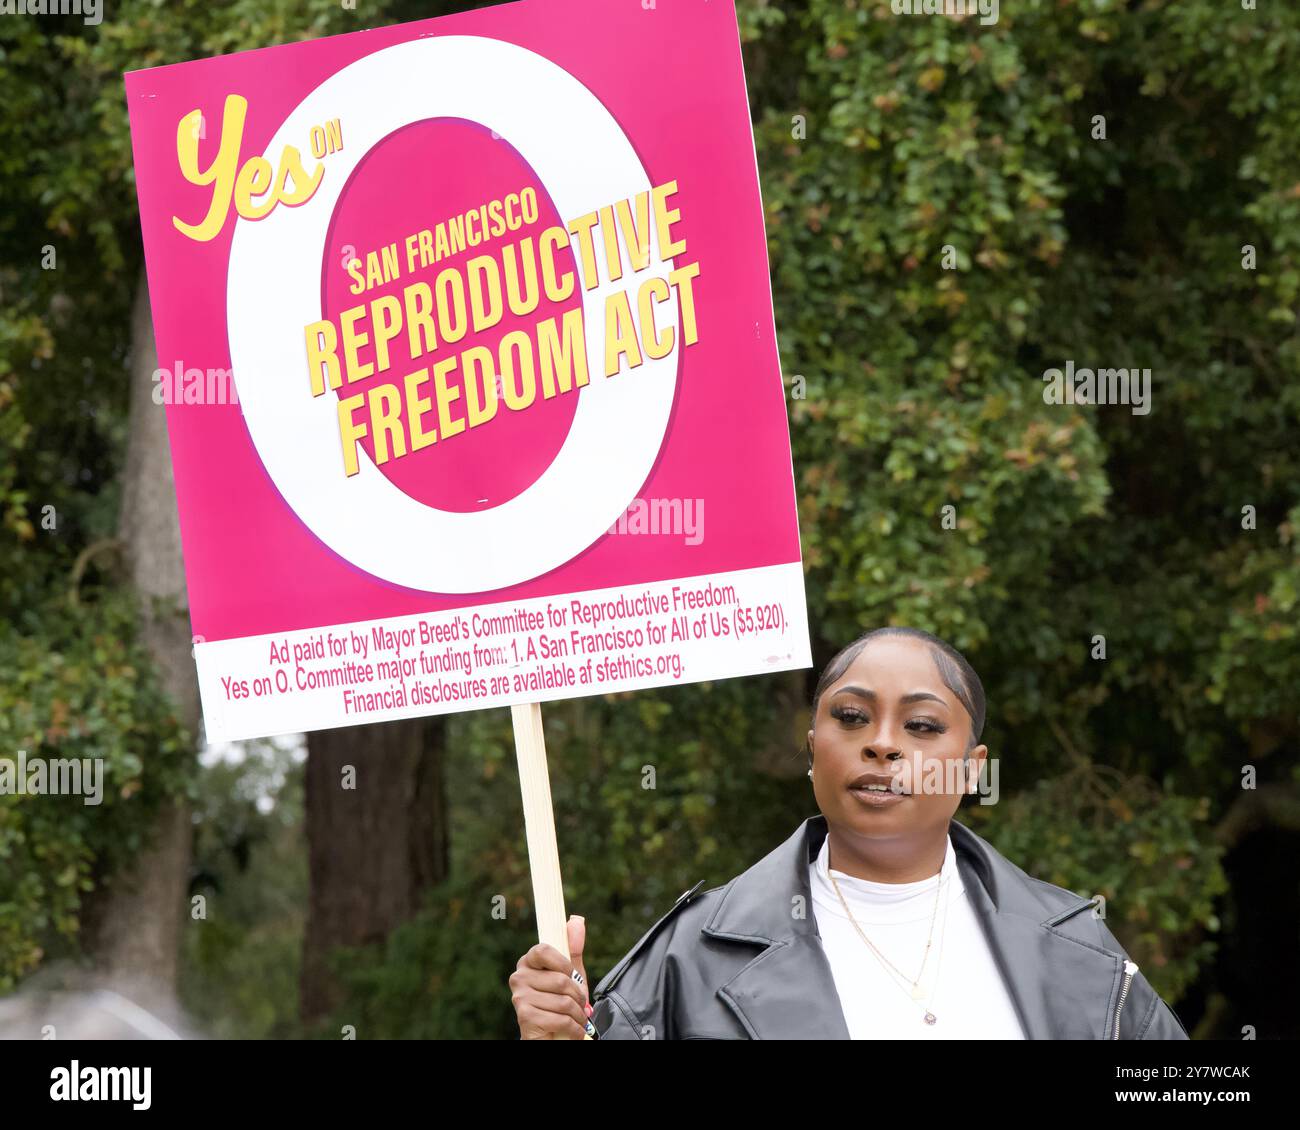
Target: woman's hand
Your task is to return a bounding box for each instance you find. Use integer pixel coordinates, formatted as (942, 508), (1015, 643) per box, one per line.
(510, 914), (592, 1039)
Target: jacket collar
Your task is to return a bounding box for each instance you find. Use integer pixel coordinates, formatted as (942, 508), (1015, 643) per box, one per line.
(700, 814), (1127, 1039)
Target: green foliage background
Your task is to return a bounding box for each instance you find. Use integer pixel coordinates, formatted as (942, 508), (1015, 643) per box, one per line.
(3, 0), (1297, 1037)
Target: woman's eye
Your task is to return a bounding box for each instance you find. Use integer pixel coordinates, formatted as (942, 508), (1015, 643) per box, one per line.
(906, 718), (947, 734)
(830, 706), (868, 725)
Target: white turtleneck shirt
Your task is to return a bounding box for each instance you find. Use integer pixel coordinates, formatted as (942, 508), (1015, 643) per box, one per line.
(809, 833), (1028, 1039)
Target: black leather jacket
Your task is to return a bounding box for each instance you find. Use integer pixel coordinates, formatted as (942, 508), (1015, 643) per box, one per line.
(590, 814), (1192, 1039)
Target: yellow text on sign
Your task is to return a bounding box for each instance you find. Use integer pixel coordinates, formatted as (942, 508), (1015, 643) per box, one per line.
(172, 94), (335, 242)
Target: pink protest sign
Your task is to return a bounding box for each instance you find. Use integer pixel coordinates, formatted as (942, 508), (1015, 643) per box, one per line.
(124, 0), (809, 743)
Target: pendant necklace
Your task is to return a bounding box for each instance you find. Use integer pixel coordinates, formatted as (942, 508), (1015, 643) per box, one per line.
(827, 851), (954, 1026)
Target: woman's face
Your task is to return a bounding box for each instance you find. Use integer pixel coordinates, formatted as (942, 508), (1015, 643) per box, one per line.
(807, 635), (986, 843)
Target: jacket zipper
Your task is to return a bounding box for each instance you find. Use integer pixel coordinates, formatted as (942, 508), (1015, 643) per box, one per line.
(1111, 960), (1138, 1039)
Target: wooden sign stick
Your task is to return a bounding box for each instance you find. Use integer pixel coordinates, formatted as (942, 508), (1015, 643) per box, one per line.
(511, 701), (592, 1039)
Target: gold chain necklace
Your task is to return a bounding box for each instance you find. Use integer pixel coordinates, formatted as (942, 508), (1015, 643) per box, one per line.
(827, 855), (950, 1026)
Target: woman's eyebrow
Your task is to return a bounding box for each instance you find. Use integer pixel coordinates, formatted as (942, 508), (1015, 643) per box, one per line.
(832, 687), (945, 706)
(833, 685), (875, 701)
(901, 691), (946, 706)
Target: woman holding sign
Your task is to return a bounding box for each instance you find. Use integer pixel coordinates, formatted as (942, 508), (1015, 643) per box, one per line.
(508, 627), (1191, 1040)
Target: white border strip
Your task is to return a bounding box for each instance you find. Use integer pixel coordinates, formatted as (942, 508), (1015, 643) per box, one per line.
(197, 562), (811, 742)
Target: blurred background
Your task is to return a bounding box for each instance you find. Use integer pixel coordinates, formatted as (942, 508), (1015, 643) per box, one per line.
(1, 0), (1297, 1040)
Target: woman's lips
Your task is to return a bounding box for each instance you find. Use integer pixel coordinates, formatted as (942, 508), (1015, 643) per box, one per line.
(848, 785), (909, 807)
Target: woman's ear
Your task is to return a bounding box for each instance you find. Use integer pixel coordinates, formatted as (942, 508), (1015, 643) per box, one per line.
(806, 728), (815, 765)
(965, 743), (988, 793)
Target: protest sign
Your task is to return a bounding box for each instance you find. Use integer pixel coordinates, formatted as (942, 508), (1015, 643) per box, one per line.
(125, 0), (811, 1006)
(125, 0), (809, 748)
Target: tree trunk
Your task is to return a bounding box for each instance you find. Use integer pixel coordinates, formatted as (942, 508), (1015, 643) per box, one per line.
(82, 271), (197, 1007)
(300, 716), (449, 1028)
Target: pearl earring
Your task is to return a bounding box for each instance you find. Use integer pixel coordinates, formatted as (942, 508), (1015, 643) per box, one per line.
(807, 768), (813, 780)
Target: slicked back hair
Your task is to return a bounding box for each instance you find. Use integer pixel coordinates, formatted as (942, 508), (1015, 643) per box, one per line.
(810, 627), (986, 752)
